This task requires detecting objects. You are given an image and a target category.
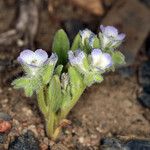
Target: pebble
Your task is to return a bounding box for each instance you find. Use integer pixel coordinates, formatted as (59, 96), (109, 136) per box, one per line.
(0, 133), (6, 144)
(100, 137), (150, 150)
(139, 61), (150, 86)
(0, 112), (12, 121)
(137, 92), (150, 108)
(125, 139), (150, 150)
(8, 130), (39, 150)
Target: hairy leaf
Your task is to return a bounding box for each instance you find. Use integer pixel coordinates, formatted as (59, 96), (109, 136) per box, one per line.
(52, 29), (70, 65)
(47, 75), (62, 112)
(71, 33), (81, 50)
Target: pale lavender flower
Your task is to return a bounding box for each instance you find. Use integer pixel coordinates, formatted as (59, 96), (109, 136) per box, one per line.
(100, 25), (125, 49)
(17, 49), (58, 76)
(80, 29), (95, 47)
(17, 49), (49, 67)
(91, 49), (113, 70)
(68, 50), (88, 73)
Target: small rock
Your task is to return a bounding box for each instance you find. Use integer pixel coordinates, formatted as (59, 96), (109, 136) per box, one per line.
(0, 120), (12, 133)
(8, 130), (39, 150)
(0, 112), (12, 121)
(79, 137), (85, 144)
(139, 61), (150, 86)
(0, 133), (6, 144)
(125, 139), (150, 150)
(137, 92), (150, 108)
(100, 137), (123, 150)
(51, 144), (69, 150)
(100, 137), (150, 150)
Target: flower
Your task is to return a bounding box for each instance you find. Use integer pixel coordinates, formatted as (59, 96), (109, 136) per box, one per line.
(100, 25), (125, 49)
(68, 50), (88, 73)
(80, 29), (95, 47)
(17, 49), (58, 76)
(91, 49), (113, 70)
(17, 49), (49, 67)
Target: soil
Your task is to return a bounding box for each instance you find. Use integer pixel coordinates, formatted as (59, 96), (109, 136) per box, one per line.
(0, 0), (150, 150)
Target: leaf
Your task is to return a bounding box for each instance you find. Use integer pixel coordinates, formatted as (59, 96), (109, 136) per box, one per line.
(12, 76), (41, 97)
(84, 72), (103, 86)
(54, 65), (63, 76)
(93, 37), (100, 49)
(68, 66), (85, 98)
(47, 75), (62, 112)
(52, 29), (70, 65)
(71, 33), (81, 50)
(112, 51), (125, 65)
(42, 64), (54, 85)
(12, 77), (30, 89)
(84, 39), (91, 54)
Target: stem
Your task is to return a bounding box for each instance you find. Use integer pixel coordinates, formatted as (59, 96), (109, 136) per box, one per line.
(37, 87), (48, 117)
(61, 87), (86, 119)
(45, 111), (55, 138)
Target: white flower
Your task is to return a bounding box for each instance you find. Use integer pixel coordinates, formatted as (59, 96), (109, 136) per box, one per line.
(91, 49), (113, 70)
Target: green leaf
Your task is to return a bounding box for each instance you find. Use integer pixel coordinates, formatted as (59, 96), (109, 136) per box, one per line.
(52, 29), (70, 65)
(84, 72), (103, 86)
(12, 76), (41, 97)
(12, 77), (30, 89)
(84, 39), (91, 54)
(93, 37), (100, 49)
(47, 75), (62, 112)
(68, 66), (85, 98)
(12, 77), (34, 97)
(42, 64), (54, 85)
(54, 65), (63, 76)
(112, 51), (125, 65)
(71, 33), (81, 50)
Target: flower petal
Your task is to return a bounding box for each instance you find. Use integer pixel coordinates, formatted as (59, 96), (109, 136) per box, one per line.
(35, 49), (48, 64)
(17, 49), (34, 64)
(91, 49), (102, 66)
(117, 33), (126, 41)
(49, 53), (58, 64)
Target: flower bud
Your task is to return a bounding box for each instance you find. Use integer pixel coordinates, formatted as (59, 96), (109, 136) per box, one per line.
(80, 29), (95, 47)
(68, 50), (89, 74)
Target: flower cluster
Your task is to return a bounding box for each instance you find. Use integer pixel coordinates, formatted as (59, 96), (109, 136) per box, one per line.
(67, 25), (125, 85)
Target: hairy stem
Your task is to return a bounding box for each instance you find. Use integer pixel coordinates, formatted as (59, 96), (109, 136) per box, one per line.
(37, 87), (48, 117)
